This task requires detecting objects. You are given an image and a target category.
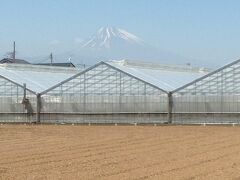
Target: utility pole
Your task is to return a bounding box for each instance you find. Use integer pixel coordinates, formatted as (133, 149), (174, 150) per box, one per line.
(50, 53), (53, 65)
(13, 41), (16, 60)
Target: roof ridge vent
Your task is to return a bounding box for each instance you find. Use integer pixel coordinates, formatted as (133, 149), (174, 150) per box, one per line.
(107, 60), (211, 73)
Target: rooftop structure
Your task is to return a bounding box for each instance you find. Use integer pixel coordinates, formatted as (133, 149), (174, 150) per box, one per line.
(36, 62), (76, 67)
(0, 58), (30, 64)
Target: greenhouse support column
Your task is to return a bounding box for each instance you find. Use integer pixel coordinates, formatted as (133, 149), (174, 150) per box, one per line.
(119, 73), (122, 111)
(23, 83), (26, 99)
(144, 84), (146, 111)
(167, 92), (173, 124)
(83, 74), (86, 112)
(36, 94), (41, 123)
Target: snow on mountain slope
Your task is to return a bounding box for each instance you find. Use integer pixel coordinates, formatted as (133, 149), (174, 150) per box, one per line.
(81, 27), (145, 49)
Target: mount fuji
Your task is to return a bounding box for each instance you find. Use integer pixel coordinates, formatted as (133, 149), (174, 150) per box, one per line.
(81, 27), (145, 49)
(60, 27), (190, 65)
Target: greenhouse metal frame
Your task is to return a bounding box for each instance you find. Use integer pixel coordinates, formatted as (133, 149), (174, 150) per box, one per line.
(0, 75), (37, 122)
(171, 59), (240, 124)
(39, 62), (169, 123)
(1, 59), (240, 124)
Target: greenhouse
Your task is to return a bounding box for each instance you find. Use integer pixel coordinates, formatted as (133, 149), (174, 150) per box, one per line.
(171, 59), (240, 124)
(38, 60), (209, 123)
(0, 63), (80, 122)
(1, 59), (240, 124)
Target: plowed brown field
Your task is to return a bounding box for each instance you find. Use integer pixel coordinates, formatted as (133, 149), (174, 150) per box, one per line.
(1, 124), (240, 180)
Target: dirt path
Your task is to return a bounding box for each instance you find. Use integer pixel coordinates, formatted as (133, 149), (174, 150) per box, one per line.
(0, 124), (240, 180)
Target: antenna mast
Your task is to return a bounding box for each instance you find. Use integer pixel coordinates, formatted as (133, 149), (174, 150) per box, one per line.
(13, 41), (16, 60)
(50, 53), (53, 65)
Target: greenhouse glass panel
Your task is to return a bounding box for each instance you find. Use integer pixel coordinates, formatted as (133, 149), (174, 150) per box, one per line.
(40, 63), (168, 123)
(0, 76), (37, 122)
(172, 59), (240, 124)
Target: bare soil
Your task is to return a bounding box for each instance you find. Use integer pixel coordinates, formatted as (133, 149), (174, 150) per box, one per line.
(1, 124), (240, 180)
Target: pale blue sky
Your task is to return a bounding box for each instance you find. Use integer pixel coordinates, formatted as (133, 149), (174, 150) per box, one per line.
(0, 0), (240, 66)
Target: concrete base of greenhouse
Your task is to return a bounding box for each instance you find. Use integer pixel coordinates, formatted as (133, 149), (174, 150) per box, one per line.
(1, 112), (240, 124)
(39, 113), (169, 124)
(39, 112), (240, 124)
(0, 113), (36, 123)
(172, 112), (240, 124)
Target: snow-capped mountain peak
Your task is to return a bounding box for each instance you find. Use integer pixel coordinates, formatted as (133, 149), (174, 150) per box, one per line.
(55, 26), (192, 66)
(81, 27), (144, 49)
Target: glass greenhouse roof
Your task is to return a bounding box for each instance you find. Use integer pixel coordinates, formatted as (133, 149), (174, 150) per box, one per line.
(0, 60), (212, 95)
(0, 63), (81, 94)
(106, 60), (211, 92)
